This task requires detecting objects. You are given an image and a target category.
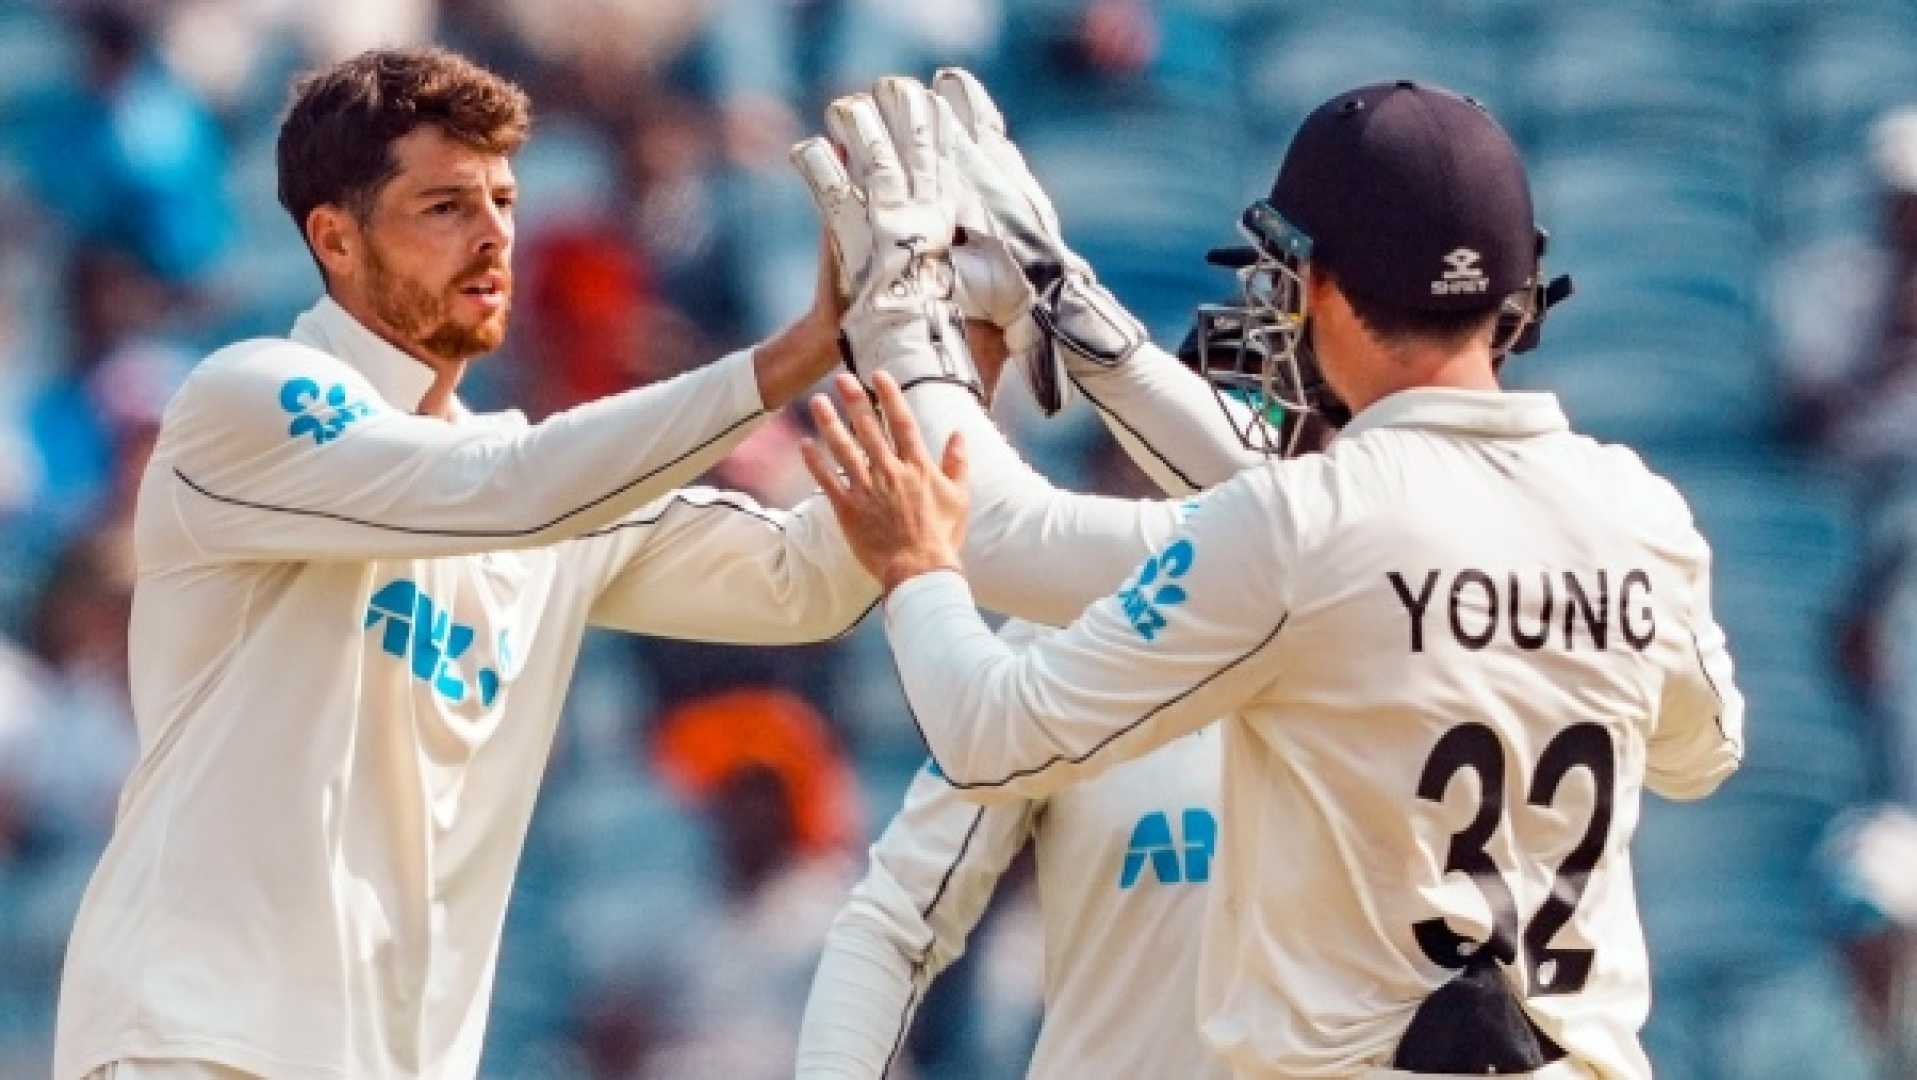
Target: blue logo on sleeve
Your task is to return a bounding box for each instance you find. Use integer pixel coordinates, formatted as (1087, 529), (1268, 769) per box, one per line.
(281, 376), (373, 445)
(1119, 808), (1216, 889)
(1118, 538), (1195, 641)
(364, 579), (503, 706)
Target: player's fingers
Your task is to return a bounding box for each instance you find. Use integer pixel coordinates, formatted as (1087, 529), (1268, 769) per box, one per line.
(799, 438), (850, 509)
(791, 138), (860, 296)
(827, 93), (905, 206)
(835, 372), (899, 475)
(933, 67), (1006, 138)
(872, 371), (933, 469)
(808, 391), (872, 492)
(939, 430), (968, 487)
(790, 135), (860, 214)
(874, 76), (938, 201)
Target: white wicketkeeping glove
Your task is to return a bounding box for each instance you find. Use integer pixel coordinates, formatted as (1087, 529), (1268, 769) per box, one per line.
(930, 67), (1147, 415)
(789, 80), (982, 401)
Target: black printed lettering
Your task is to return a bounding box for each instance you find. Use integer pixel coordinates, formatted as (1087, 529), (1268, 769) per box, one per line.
(1620, 569), (1654, 650)
(1563, 570), (1608, 651)
(1389, 570), (1441, 653)
(1509, 571), (1553, 651)
(1449, 569), (1498, 650)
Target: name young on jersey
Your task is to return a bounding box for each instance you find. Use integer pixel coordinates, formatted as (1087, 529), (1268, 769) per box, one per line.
(1388, 568), (1655, 653)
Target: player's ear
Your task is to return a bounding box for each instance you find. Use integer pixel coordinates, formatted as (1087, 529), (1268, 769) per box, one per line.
(1303, 261), (1334, 305)
(307, 203), (361, 282)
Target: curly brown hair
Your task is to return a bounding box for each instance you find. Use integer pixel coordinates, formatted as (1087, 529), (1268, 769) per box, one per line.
(276, 47), (531, 245)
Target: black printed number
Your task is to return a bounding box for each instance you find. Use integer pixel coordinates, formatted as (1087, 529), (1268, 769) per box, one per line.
(1413, 721), (1615, 997)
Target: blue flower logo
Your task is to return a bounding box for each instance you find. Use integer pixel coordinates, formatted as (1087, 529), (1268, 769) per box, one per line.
(1119, 538), (1195, 641)
(280, 376), (373, 445)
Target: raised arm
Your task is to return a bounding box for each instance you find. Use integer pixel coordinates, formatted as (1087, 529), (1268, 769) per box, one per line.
(882, 467), (1290, 799)
(575, 487), (877, 645)
(803, 376), (1294, 800)
(789, 81), (1191, 627)
(796, 758), (1037, 1077)
(927, 66), (1263, 494)
(158, 340), (771, 562)
(1070, 340), (1266, 495)
(899, 379), (1187, 626)
(158, 237), (845, 565)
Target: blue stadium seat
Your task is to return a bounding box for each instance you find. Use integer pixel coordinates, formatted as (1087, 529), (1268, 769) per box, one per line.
(1021, 116), (1246, 337)
(1780, 6), (1917, 158)
(1515, 7), (1765, 130)
(1235, 8), (1502, 140)
(1631, 446), (1870, 975)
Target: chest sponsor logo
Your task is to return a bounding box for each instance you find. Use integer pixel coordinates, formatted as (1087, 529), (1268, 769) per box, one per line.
(1119, 538), (1196, 642)
(364, 578), (507, 706)
(1119, 807), (1216, 889)
(280, 376), (373, 445)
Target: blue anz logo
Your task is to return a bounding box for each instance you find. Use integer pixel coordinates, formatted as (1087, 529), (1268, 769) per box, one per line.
(364, 579), (504, 706)
(281, 376), (373, 445)
(1118, 808), (1216, 889)
(1118, 538), (1195, 641)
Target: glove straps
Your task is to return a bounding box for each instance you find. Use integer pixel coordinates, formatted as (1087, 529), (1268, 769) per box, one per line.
(1032, 273), (1146, 372)
(840, 299), (986, 405)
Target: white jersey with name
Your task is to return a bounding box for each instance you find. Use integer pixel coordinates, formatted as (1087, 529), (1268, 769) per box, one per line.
(797, 622), (1228, 1080)
(886, 378), (1745, 1079)
(54, 298), (879, 1080)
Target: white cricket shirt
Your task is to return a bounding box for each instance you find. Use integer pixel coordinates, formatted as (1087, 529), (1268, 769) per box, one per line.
(796, 623), (1229, 1080)
(53, 297), (877, 1079)
(888, 381), (1744, 1079)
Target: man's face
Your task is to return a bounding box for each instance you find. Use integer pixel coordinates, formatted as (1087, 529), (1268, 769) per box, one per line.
(344, 125), (517, 363)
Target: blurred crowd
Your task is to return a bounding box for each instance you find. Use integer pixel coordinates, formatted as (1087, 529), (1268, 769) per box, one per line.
(0, 0), (1915, 1077)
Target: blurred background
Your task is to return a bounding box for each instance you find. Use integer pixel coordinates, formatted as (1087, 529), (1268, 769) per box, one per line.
(0, 0), (1915, 1076)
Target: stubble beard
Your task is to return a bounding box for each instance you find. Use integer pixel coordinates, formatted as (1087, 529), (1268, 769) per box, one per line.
(363, 240), (510, 364)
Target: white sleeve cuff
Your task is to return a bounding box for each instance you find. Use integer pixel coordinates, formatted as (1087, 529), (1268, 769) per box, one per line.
(721, 346), (769, 416)
(883, 568), (974, 627)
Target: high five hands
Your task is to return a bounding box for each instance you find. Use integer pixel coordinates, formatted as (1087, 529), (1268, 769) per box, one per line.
(800, 371), (969, 594)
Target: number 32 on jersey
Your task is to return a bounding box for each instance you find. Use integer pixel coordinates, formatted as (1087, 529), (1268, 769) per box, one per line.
(1415, 722), (1615, 998)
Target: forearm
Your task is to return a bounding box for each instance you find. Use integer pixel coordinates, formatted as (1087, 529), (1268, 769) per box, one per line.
(883, 475), (1289, 800)
(752, 310), (842, 409)
(884, 571), (1198, 801)
(796, 911), (928, 1079)
(586, 490), (879, 644)
(1069, 342), (1264, 496)
(797, 758), (1030, 1076)
(903, 381), (1181, 626)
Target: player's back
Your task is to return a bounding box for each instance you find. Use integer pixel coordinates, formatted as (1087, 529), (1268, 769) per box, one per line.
(1200, 388), (1742, 1078)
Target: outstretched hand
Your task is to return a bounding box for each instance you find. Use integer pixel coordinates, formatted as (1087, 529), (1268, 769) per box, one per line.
(800, 371), (970, 593)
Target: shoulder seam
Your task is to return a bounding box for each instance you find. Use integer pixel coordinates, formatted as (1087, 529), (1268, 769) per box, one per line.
(170, 409), (765, 540)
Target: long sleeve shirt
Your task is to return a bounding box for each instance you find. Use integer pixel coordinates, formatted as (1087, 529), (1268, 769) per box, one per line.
(887, 379), (1744, 1079)
(54, 297), (877, 1080)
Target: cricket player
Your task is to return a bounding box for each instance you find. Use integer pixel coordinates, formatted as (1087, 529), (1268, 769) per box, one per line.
(50, 47), (896, 1080)
(795, 73), (1743, 1078)
(793, 313), (1338, 1077)
(797, 698), (1229, 1079)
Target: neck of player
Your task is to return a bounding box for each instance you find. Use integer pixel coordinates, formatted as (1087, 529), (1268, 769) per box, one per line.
(328, 286), (472, 420)
(1311, 280), (1500, 417)
(411, 360), (468, 420)
(1337, 343), (1499, 418)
